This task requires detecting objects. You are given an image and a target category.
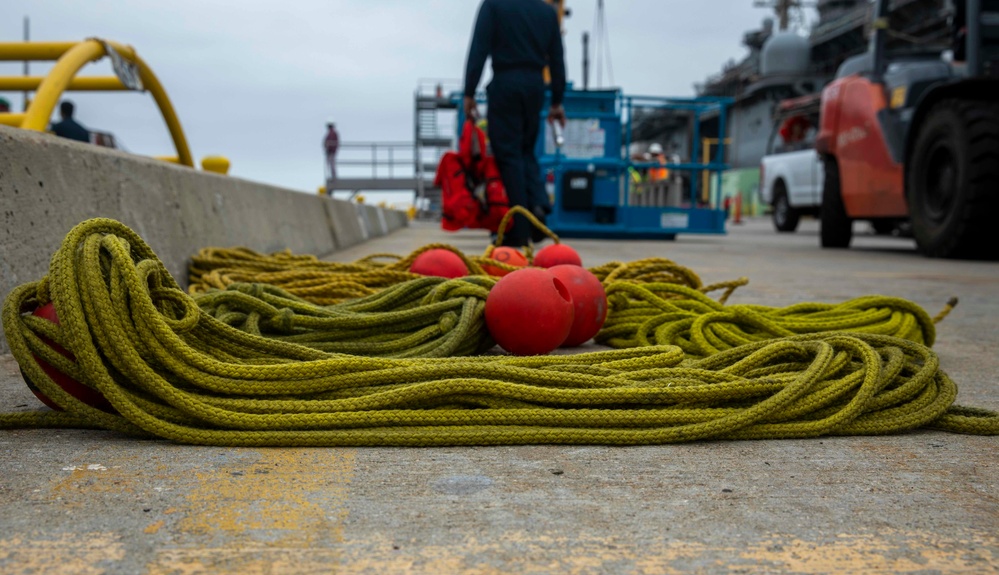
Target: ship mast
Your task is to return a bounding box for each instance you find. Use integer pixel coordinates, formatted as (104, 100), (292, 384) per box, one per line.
(592, 0), (613, 88)
(753, 0), (815, 31)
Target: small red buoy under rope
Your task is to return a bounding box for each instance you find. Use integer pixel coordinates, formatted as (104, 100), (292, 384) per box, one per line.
(22, 303), (116, 413)
(409, 248), (469, 278)
(533, 243), (583, 268)
(482, 246), (527, 277)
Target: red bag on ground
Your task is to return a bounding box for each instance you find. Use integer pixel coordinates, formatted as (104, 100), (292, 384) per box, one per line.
(435, 152), (480, 232)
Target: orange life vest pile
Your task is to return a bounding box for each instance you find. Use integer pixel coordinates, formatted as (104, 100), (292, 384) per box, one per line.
(435, 121), (511, 233)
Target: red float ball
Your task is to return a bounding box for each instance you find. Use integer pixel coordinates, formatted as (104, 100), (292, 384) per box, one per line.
(533, 243), (583, 268)
(484, 268), (574, 355)
(482, 246), (528, 277)
(548, 265), (608, 347)
(410, 248), (469, 279)
(22, 303), (116, 413)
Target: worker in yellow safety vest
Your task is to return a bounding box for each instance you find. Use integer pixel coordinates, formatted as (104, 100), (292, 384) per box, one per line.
(628, 149), (647, 197)
(629, 166), (643, 186)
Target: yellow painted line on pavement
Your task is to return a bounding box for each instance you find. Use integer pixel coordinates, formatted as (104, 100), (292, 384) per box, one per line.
(332, 529), (999, 574)
(0, 532), (125, 575)
(0, 448), (355, 574)
(146, 448), (356, 574)
(143, 521), (165, 535)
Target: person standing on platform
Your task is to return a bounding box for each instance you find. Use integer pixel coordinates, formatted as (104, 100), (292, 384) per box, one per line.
(463, 0), (567, 247)
(50, 101), (90, 143)
(647, 143), (669, 182)
(323, 121), (340, 187)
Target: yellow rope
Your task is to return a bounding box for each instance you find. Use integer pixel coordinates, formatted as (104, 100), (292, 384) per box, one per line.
(189, 243), (493, 304)
(1, 218), (997, 444)
(597, 282), (946, 357)
(195, 276), (496, 358)
(190, 248), (746, 309)
(188, 243), (944, 364)
(484, 205), (560, 260)
(188, 206), (565, 299)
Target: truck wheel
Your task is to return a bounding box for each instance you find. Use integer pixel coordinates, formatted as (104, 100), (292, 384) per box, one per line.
(820, 157), (852, 248)
(908, 99), (999, 259)
(772, 183), (800, 232)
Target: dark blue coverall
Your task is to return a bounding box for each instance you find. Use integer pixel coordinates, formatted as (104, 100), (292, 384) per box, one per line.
(51, 117), (90, 143)
(464, 0), (566, 246)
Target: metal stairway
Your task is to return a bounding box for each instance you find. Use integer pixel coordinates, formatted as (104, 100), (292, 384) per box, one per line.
(413, 79), (460, 219)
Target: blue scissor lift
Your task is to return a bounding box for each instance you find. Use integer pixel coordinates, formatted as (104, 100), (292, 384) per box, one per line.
(456, 88), (733, 239)
(541, 89), (733, 239)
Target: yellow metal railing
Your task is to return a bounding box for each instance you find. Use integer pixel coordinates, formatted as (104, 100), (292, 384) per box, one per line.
(701, 137), (731, 205)
(0, 39), (197, 168)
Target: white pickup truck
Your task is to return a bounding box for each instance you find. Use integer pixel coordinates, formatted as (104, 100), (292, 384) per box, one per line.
(758, 95), (823, 233)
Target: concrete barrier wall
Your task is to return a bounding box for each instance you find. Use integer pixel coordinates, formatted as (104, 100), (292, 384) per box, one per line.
(0, 125), (408, 353)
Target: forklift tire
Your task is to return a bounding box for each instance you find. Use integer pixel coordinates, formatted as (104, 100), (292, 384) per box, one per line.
(908, 99), (999, 259)
(772, 183), (800, 233)
(820, 157), (852, 248)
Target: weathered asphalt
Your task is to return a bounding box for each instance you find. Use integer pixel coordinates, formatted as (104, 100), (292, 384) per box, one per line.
(1, 216), (996, 574)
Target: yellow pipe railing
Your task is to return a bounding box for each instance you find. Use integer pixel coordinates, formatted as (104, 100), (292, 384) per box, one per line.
(0, 39), (194, 168)
(701, 137), (731, 205)
(0, 77), (129, 91)
(0, 113), (26, 126)
(0, 42), (86, 61)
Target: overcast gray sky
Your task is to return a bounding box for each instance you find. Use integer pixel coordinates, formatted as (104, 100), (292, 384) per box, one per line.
(1, 1), (799, 203)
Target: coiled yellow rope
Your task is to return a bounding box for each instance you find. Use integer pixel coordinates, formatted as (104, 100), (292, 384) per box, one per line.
(188, 207), (575, 300)
(185, 236), (951, 364)
(195, 276), (496, 358)
(189, 243), (492, 304)
(1, 218), (997, 444)
(597, 281), (954, 357)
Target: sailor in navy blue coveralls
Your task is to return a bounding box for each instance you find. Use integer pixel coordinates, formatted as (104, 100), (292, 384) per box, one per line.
(463, 0), (567, 247)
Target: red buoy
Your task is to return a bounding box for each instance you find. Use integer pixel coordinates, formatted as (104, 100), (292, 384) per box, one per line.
(548, 265), (608, 347)
(533, 243), (583, 268)
(410, 248), (469, 279)
(484, 268), (574, 355)
(482, 246), (527, 277)
(22, 303), (116, 413)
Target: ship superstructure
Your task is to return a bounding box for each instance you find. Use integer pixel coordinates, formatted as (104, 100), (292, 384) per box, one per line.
(634, 0), (951, 171)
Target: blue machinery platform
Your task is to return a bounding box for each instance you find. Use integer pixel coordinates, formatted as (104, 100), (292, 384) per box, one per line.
(458, 88), (734, 240)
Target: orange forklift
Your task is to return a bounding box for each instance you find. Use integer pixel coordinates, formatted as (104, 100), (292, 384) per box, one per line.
(816, 0), (999, 258)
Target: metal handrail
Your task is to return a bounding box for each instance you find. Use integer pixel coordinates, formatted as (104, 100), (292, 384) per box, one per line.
(0, 40), (194, 167)
(623, 95), (733, 208)
(415, 78), (462, 98)
(332, 142), (421, 179)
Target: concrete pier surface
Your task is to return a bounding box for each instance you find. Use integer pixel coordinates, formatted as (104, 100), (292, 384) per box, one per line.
(2, 217), (997, 574)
